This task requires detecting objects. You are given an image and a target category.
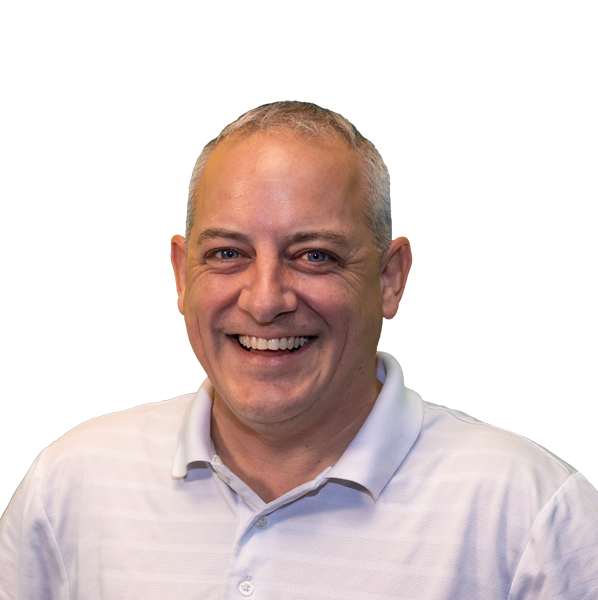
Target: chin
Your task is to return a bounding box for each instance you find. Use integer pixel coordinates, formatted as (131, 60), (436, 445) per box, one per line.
(220, 383), (316, 426)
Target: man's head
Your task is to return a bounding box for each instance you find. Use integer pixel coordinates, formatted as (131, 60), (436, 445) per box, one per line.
(171, 102), (411, 439)
(186, 101), (392, 254)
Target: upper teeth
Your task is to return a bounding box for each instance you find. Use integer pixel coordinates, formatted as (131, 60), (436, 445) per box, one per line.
(238, 335), (311, 351)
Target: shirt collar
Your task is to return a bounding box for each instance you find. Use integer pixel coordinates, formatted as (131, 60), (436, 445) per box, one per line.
(172, 378), (215, 478)
(327, 352), (424, 499)
(172, 352), (424, 499)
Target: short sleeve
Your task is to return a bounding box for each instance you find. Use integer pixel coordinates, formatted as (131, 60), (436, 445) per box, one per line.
(0, 452), (69, 600)
(509, 472), (598, 599)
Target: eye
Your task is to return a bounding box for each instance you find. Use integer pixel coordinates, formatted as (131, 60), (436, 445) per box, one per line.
(306, 250), (328, 262)
(219, 249), (240, 259)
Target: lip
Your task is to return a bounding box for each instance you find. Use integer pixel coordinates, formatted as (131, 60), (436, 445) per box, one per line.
(227, 334), (316, 360)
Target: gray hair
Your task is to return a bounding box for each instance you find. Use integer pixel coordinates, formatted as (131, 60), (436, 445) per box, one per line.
(186, 101), (391, 253)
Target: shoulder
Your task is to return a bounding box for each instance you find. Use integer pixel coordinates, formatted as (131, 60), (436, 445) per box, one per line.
(64, 391), (195, 434)
(420, 399), (574, 472)
(397, 395), (577, 517)
(30, 393), (196, 497)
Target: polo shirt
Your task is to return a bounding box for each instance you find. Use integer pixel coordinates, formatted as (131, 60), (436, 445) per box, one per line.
(1, 352), (598, 599)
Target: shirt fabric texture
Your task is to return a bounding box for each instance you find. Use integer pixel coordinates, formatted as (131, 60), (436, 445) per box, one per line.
(1, 352), (598, 599)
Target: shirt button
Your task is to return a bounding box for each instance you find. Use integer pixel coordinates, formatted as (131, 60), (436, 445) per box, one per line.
(255, 516), (269, 529)
(239, 580), (254, 596)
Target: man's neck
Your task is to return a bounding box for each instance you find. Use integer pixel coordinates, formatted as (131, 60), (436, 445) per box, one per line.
(210, 380), (382, 504)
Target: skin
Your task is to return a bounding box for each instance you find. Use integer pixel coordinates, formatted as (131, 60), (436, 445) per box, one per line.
(171, 131), (411, 502)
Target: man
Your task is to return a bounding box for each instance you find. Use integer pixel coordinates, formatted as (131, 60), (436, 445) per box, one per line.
(169, 102), (411, 506)
(1, 101), (597, 598)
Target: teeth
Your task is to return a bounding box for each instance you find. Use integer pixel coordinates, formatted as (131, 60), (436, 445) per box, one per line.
(238, 335), (311, 351)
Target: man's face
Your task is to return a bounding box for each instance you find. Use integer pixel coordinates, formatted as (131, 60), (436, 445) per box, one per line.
(172, 132), (401, 430)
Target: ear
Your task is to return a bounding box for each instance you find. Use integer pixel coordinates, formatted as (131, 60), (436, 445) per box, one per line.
(170, 235), (188, 315)
(379, 237), (412, 320)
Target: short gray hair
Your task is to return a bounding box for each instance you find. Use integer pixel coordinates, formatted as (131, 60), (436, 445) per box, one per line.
(186, 101), (391, 253)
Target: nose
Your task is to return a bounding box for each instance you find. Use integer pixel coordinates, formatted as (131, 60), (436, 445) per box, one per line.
(237, 255), (297, 324)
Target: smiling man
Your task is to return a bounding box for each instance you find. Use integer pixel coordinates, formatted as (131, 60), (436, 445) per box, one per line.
(1, 102), (598, 598)
(170, 123), (410, 504)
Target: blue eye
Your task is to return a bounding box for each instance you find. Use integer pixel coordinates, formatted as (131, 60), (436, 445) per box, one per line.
(219, 249), (239, 259)
(306, 251), (327, 262)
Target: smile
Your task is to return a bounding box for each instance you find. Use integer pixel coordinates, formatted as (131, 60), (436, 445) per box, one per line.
(227, 335), (317, 356)
(237, 335), (314, 351)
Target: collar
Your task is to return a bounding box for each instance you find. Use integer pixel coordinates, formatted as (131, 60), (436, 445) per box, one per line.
(172, 352), (424, 499)
(327, 352), (424, 499)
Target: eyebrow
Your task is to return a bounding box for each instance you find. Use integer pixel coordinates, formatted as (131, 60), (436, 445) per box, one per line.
(195, 228), (351, 249)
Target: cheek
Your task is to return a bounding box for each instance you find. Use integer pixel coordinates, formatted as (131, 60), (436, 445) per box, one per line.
(184, 273), (240, 320)
(183, 284), (232, 372)
(348, 279), (384, 337)
(298, 279), (347, 314)
(182, 292), (206, 343)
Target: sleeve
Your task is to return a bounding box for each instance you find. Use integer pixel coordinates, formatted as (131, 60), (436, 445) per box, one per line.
(0, 452), (69, 600)
(509, 472), (598, 599)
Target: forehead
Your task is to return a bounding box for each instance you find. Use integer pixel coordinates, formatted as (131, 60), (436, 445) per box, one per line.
(201, 131), (361, 197)
(192, 132), (368, 238)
